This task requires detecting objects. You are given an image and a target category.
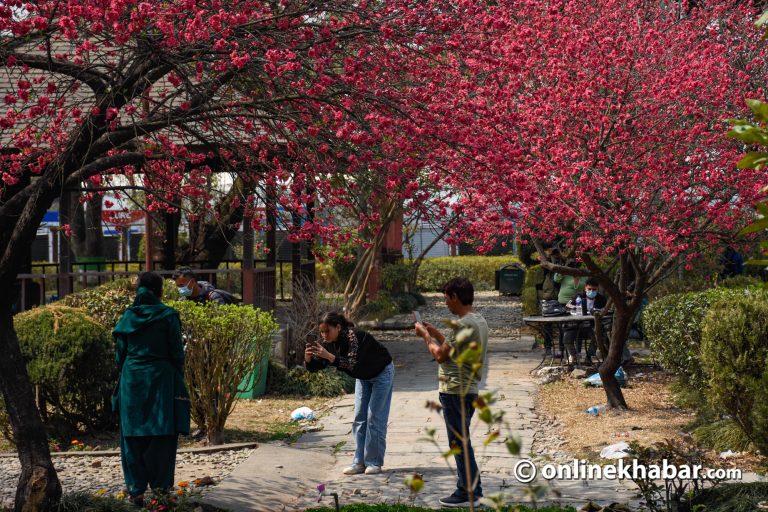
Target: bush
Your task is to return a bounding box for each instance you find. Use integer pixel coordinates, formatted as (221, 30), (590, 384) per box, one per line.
(266, 361), (355, 397)
(700, 290), (768, 455)
(380, 262), (412, 293)
(390, 292), (419, 314)
(353, 295), (397, 322)
(62, 278), (181, 329)
(690, 482), (768, 512)
(642, 287), (751, 393)
(416, 255), (519, 291)
(12, 305), (117, 434)
(692, 419), (754, 453)
(171, 301), (277, 445)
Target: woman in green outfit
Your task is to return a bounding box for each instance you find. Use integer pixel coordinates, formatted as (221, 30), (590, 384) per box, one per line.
(112, 272), (190, 506)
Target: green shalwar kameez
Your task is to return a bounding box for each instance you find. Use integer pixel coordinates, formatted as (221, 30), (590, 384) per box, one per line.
(112, 287), (191, 499)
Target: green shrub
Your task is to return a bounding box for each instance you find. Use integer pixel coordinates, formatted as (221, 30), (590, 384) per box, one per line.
(642, 288), (750, 393)
(690, 482), (768, 512)
(266, 361), (355, 397)
(390, 292), (419, 314)
(648, 273), (763, 300)
(171, 301), (277, 445)
(380, 262), (412, 293)
(62, 278), (180, 329)
(315, 261), (340, 291)
(354, 295), (397, 322)
(416, 255), (519, 291)
(693, 419), (754, 453)
(12, 305), (117, 433)
(699, 290), (768, 455)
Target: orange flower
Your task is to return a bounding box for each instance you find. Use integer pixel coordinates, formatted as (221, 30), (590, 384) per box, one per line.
(71, 440), (79, 444)
(176, 489), (184, 496)
(177, 481), (188, 488)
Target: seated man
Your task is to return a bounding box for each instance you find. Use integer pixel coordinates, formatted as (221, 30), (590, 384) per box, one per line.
(172, 267), (237, 305)
(562, 277), (606, 365)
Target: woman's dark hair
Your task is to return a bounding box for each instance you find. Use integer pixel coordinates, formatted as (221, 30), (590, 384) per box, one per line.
(442, 277), (474, 305)
(138, 271), (163, 298)
(320, 311), (352, 330)
(585, 277), (600, 287)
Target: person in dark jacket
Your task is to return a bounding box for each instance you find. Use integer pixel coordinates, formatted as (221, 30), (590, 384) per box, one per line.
(305, 311), (394, 475)
(112, 272), (190, 506)
(172, 267), (236, 305)
(562, 277), (607, 365)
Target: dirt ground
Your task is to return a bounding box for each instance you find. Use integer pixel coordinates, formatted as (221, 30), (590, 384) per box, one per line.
(218, 395), (334, 444)
(537, 368), (765, 472)
(0, 395), (335, 453)
(539, 369), (692, 460)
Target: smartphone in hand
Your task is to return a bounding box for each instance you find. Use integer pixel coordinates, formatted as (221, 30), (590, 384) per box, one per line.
(413, 310), (422, 324)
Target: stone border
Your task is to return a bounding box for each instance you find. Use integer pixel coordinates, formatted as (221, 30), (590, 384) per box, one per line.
(0, 441), (258, 458)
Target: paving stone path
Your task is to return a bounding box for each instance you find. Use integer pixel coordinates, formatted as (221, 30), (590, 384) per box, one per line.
(203, 293), (639, 511)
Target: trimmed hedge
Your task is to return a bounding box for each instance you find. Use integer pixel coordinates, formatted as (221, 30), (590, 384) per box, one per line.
(642, 287), (751, 393)
(416, 255), (520, 291)
(13, 305), (117, 433)
(700, 290), (768, 455)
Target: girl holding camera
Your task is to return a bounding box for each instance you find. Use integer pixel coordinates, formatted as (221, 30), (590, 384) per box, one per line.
(305, 311), (394, 475)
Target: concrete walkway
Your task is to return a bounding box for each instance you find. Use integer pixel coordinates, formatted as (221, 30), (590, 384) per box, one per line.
(202, 334), (638, 511)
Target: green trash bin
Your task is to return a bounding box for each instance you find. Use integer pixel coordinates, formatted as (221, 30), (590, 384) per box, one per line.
(74, 256), (107, 272)
(236, 350), (270, 399)
(495, 263), (525, 295)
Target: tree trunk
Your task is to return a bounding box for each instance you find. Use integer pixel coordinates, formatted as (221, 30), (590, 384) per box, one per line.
(599, 309), (633, 409)
(207, 430), (224, 446)
(0, 307), (62, 511)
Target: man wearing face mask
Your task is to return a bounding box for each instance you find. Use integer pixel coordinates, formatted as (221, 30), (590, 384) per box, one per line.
(562, 277), (606, 365)
(172, 267), (236, 305)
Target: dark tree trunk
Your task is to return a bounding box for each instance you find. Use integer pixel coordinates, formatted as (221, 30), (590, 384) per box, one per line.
(181, 177), (249, 266)
(71, 189), (103, 259)
(598, 309), (633, 409)
(0, 307), (62, 511)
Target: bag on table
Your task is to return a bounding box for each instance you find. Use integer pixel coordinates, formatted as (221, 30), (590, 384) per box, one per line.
(540, 299), (567, 316)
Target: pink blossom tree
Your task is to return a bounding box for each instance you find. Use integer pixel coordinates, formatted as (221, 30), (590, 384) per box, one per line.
(0, 0), (488, 507)
(430, 0), (768, 408)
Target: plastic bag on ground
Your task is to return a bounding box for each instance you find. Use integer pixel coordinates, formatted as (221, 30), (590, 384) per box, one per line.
(584, 367), (628, 387)
(290, 406), (316, 421)
(600, 441), (631, 459)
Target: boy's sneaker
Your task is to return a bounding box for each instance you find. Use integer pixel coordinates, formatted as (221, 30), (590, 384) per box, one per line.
(364, 465), (382, 474)
(342, 463), (366, 475)
(438, 493), (483, 508)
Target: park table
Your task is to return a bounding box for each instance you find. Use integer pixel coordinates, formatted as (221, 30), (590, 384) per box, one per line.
(522, 313), (612, 370)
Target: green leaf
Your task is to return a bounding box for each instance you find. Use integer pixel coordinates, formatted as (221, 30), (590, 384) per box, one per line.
(746, 99), (768, 123)
(756, 202), (768, 217)
(442, 447), (461, 458)
(757, 10), (768, 29)
(478, 407), (492, 424)
(505, 435), (522, 455)
(737, 152), (768, 170)
(484, 430), (500, 446)
(726, 125), (768, 145)
(745, 258), (768, 266)
(739, 217), (768, 235)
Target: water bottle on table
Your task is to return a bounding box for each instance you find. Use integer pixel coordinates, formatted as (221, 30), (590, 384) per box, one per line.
(572, 295), (582, 316)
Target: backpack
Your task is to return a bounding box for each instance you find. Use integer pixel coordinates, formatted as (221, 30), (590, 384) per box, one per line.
(208, 289), (240, 305)
(540, 299), (567, 317)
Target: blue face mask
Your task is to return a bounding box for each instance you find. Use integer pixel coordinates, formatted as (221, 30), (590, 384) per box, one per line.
(586, 290), (598, 299)
(178, 279), (194, 297)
